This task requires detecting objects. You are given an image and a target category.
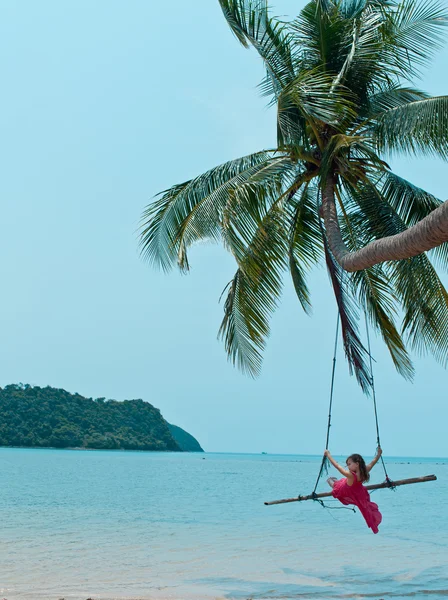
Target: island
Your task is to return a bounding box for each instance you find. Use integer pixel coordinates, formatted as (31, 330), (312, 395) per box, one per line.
(0, 383), (203, 452)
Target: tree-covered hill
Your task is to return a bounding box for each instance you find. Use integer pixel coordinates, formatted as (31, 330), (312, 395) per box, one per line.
(0, 384), (202, 451)
(168, 423), (204, 452)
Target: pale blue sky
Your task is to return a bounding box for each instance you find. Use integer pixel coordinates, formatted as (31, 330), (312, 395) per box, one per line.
(0, 0), (447, 457)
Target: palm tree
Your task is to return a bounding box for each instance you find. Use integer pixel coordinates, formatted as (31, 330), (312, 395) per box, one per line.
(140, 0), (448, 390)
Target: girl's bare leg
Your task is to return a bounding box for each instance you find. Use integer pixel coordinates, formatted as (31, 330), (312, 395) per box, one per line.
(327, 477), (338, 488)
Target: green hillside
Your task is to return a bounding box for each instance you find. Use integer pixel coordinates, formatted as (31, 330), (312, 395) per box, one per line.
(168, 423), (204, 452)
(0, 384), (187, 451)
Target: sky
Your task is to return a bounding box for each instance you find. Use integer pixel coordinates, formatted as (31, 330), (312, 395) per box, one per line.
(0, 0), (447, 457)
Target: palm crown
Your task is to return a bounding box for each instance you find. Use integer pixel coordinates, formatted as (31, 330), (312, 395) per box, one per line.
(140, 0), (448, 391)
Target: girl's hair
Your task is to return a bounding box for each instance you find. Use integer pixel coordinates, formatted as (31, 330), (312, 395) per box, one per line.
(346, 453), (370, 483)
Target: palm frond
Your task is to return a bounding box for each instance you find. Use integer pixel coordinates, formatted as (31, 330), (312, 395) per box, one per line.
(346, 179), (448, 365)
(219, 272), (263, 376)
(338, 186), (414, 378)
(288, 183), (323, 314)
(139, 151), (281, 271)
(277, 92), (309, 149)
(221, 157), (299, 261)
(282, 69), (356, 127)
(351, 265), (415, 379)
(290, 1), (350, 72)
(339, 0), (368, 19)
(219, 0), (296, 99)
(320, 218), (372, 393)
(388, 0), (448, 75)
(366, 85), (429, 116)
(218, 205), (288, 376)
(373, 95), (448, 159)
(378, 171), (442, 225)
(377, 170), (448, 266)
(391, 254), (448, 363)
(334, 9), (386, 86)
(315, 0), (335, 13)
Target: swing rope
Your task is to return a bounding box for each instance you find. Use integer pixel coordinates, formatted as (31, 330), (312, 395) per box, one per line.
(312, 316), (339, 496)
(310, 316), (355, 511)
(364, 313), (395, 490)
(307, 308), (395, 510)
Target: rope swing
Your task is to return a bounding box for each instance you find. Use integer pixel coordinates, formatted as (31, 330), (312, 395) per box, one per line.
(264, 313), (437, 507)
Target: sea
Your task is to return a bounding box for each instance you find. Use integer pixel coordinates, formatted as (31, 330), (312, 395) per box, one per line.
(1, 449), (447, 600)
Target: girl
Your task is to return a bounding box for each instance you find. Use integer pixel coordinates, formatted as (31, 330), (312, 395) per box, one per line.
(324, 448), (383, 534)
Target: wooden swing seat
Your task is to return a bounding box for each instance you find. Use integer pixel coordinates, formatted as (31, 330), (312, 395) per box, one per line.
(264, 474), (437, 505)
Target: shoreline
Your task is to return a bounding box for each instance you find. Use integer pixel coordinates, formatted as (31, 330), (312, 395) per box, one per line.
(0, 446), (447, 460)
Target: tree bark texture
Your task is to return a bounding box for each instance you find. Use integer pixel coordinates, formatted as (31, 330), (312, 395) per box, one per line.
(321, 176), (448, 272)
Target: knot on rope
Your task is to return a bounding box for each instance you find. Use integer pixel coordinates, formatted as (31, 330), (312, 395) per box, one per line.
(309, 491), (355, 511)
(384, 476), (396, 491)
(310, 492), (325, 508)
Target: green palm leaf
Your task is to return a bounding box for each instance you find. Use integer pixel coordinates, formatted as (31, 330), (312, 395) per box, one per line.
(339, 0), (368, 19)
(291, 1), (350, 72)
(321, 220), (373, 393)
(378, 171), (442, 225)
(351, 265), (415, 379)
(218, 0), (295, 98)
(288, 183), (323, 314)
(336, 9), (391, 89)
(347, 179), (448, 364)
(377, 171), (448, 265)
(219, 205), (288, 376)
(277, 92), (309, 149)
(139, 151), (280, 271)
(388, 0), (448, 75)
(338, 185), (414, 378)
(282, 69), (356, 127)
(391, 254), (448, 363)
(221, 157), (299, 261)
(373, 96), (448, 158)
(365, 85), (429, 117)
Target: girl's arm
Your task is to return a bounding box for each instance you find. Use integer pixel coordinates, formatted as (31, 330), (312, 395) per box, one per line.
(324, 450), (352, 480)
(366, 447), (382, 472)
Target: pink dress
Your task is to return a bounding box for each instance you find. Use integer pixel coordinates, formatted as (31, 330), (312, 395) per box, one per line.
(332, 472), (382, 534)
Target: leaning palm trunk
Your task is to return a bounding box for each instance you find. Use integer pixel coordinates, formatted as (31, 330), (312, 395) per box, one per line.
(322, 178), (448, 272)
(140, 0), (448, 389)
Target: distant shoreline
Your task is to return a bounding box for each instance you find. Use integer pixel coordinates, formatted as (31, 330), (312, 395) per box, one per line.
(0, 445), (198, 453)
(0, 446), (447, 461)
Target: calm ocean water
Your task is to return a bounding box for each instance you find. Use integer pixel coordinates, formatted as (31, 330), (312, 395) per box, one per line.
(1, 449), (447, 600)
